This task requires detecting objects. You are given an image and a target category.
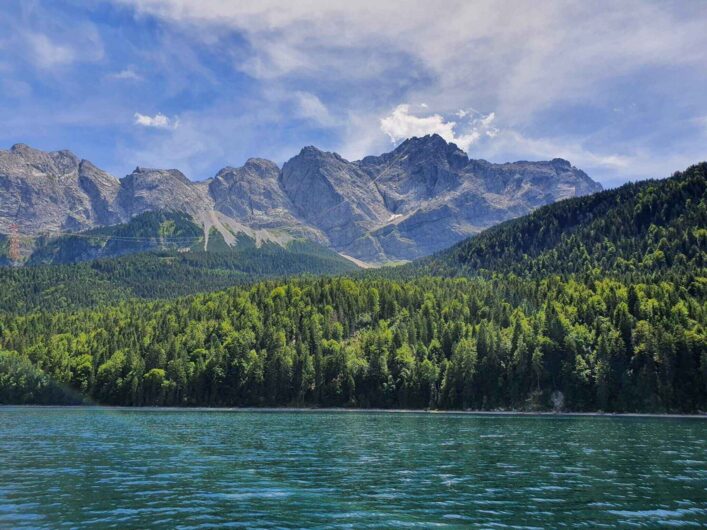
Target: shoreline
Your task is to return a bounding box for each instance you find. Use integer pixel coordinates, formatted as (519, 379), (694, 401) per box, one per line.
(1, 404), (705, 419)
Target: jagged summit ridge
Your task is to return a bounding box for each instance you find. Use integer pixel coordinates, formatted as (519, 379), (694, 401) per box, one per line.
(0, 136), (601, 263)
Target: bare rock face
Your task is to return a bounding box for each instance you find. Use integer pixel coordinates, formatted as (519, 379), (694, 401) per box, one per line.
(0, 136), (602, 264)
(0, 144), (122, 234)
(280, 146), (389, 257)
(281, 147), (389, 225)
(336, 136), (602, 261)
(78, 159), (124, 225)
(465, 157), (601, 204)
(208, 158), (326, 243)
(210, 158), (283, 220)
(360, 134), (469, 212)
(117, 167), (212, 218)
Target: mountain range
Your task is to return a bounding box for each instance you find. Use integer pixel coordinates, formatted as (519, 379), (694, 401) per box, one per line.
(0, 134), (601, 264)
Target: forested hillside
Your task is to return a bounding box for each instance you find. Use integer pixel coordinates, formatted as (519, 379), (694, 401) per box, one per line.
(0, 247), (357, 313)
(418, 163), (706, 278)
(25, 211), (208, 265)
(25, 210), (356, 272)
(0, 164), (704, 411)
(0, 212), (357, 312)
(0, 234), (10, 267)
(1, 275), (704, 411)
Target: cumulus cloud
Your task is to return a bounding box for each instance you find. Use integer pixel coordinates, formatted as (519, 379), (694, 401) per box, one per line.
(114, 1), (707, 117)
(134, 112), (179, 129)
(380, 105), (455, 144)
(380, 104), (498, 152)
(4, 0), (705, 185)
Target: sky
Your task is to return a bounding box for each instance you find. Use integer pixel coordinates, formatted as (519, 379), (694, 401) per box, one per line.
(1, 1), (706, 187)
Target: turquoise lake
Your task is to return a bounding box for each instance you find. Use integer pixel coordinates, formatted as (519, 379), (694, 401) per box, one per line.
(0, 408), (705, 528)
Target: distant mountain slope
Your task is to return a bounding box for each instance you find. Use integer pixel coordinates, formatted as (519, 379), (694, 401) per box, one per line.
(417, 163), (707, 277)
(0, 136), (601, 263)
(0, 234), (10, 266)
(0, 214), (358, 312)
(357, 135), (601, 261)
(27, 211), (203, 264)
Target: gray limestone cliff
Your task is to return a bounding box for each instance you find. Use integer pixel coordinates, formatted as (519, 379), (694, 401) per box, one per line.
(0, 135), (602, 263)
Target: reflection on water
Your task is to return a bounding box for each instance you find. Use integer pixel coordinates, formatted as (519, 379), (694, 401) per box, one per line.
(1, 408), (705, 528)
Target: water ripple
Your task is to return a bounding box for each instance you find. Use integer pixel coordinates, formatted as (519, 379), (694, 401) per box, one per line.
(0, 408), (705, 528)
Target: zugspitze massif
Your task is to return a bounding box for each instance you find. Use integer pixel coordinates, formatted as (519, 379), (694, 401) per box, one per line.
(0, 134), (600, 264)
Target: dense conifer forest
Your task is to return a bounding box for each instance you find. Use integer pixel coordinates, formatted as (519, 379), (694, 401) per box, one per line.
(416, 163), (706, 278)
(0, 212), (357, 313)
(0, 164), (705, 411)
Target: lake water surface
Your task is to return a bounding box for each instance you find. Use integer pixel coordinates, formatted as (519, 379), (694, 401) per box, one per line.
(1, 407), (705, 528)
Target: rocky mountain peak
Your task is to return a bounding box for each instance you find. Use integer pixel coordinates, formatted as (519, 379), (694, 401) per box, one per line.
(215, 159), (279, 181)
(242, 158), (280, 177)
(1, 140), (604, 264)
(396, 133), (455, 150)
(51, 150), (81, 173)
(209, 158), (303, 231)
(280, 143), (388, 254)
(78, 158), (115, 178)
(1, 144), (80, 179)
(358, 134), (469, 213)
(0, 144), (123, 233)
(126, 166), (192, 185)
(118, 167), (209, 217)
(294, 145), (350, 166)
(393, 134), (469, 169)
(550, 158), (572, 169)
(298, 145), (325, 156)
(10, 143), (36, 154)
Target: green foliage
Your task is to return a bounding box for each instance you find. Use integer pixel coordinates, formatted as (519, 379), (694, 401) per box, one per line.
(28, 211), (204, 265)
(0, 275), (703, 411)
(0, 234), (10, 266)
(0, 164), (705, 411)
(0, 350), (82, 404)
(0, 241), (357, 313)
(416, 163), (707, 279)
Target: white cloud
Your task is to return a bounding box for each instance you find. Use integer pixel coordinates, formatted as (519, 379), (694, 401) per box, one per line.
(380, 104), (498, 152)
(490, 130), (633, 170)
(110, 68), (142, 81)
(380, 104), (455, 144)
(22, 28), (104, 70)
(293, 91), (337, 127)
(121, 101), (299, 179)
(98, 1), (707, 183)
(134, 112), (179, 129)
(25, 32), (75, 68)
(115, 1), (707, 118)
